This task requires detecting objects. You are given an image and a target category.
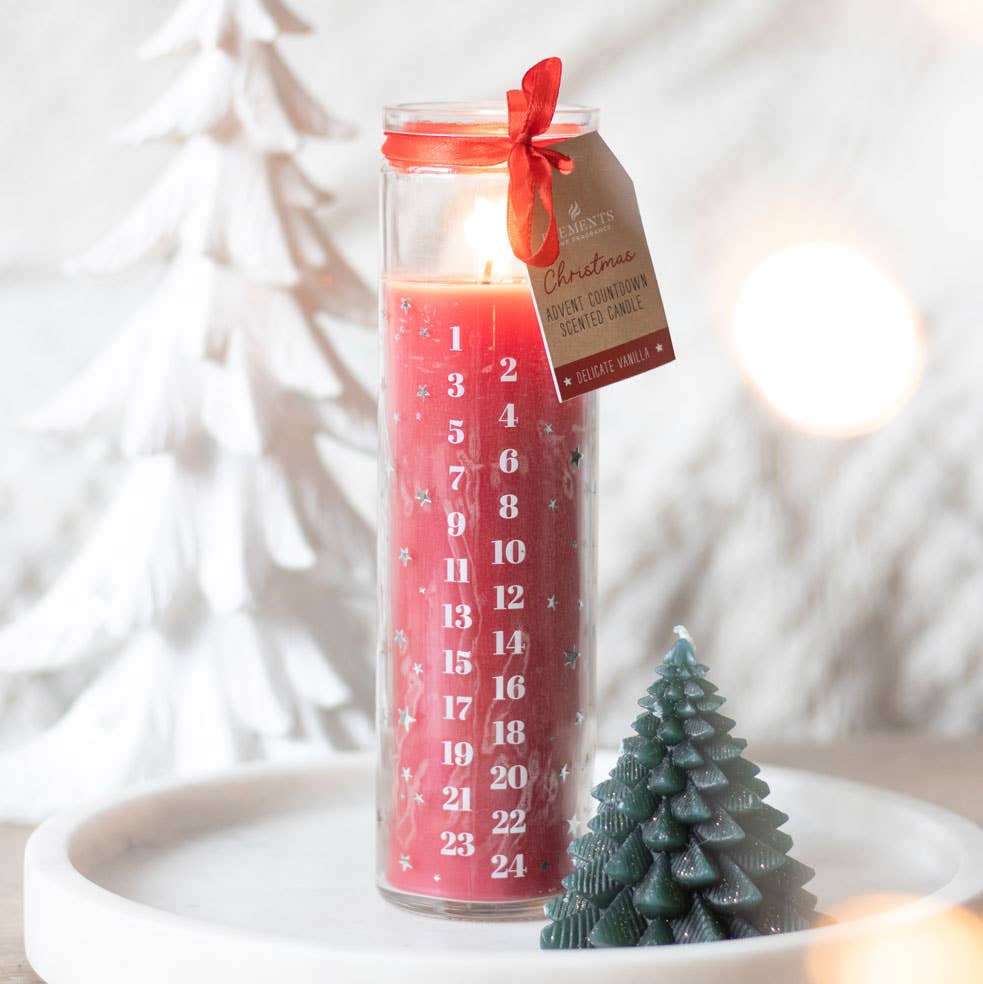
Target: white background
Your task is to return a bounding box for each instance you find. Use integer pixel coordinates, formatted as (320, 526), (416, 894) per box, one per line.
(1, 0), (981, 745)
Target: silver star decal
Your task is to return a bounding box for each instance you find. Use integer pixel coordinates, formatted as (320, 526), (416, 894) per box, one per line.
(415, 412), (423, 421)
(417, 385), (429, 399)
(577, 598), (584, 610)
(564, 647), (580, 668)
(397, 707), (416, 731)
(394, 628), (407, 649)
(413, 793), (424, 805)
(398, 547), (411, 567)
(415, 488), (431, 507)
(565, 814), (585, 836)
(419, 326), (430, 338)
(433, 874), (441, 883)
(398, 853), (412, 871)
(656, 343), (664, 352)
(547, 595), (558, 610)
(574, 710), (585, 726)
(570, 447), (583, 467)
(563, 377), (572, 387)
(558, 763), (570, 782)
(548, 498), (558, 511)
(418, 586), (426, 594)
(412, 662), (423, 676)
(543, 423), (554, 434)
(393, 412), (400, 423)
(401, 766), (413, 781)
(400, 297), (411, 311)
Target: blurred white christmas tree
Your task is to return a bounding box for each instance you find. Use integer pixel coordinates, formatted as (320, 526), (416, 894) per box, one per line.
(0, 0), (377, 819)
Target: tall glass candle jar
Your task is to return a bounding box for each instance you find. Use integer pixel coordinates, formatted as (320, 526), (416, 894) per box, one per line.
(377, 102), (599, 919)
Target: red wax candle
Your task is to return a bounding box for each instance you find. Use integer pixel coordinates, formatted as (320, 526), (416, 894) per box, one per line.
(379, 278), (596, 912)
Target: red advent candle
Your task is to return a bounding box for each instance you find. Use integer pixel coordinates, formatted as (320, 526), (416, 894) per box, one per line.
(377, 102), (599, 919)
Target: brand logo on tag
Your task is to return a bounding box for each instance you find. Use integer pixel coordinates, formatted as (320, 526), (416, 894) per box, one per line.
(558, 204), (616, 247)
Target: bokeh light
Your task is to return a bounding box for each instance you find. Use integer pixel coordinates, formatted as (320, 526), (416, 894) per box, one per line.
(915, 0), (983, 40)
(732, 242), (924, 437)
(807, 894), (983, 984)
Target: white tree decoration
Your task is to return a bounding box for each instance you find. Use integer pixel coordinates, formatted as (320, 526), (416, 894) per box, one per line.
(0, 0), (377, 820)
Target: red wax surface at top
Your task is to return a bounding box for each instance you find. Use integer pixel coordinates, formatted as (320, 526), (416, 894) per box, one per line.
(381, 278), (595, 903)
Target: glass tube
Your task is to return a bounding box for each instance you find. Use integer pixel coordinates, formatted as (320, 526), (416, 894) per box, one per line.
(377, 102), (599, 919)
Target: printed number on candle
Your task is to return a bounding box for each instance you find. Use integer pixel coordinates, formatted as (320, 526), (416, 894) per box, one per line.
(498, 403), (517, 428)
(492, 629), (526, 655)
(448, 465), (465, 490)
(493, 675), (526, 700)
(493, 720), (526, 745)
(447, 511), (466, 536)
(449, 325), (462, 351)
(491, 853), (526, 879)
(448, 419), (465, 444)
(499, 357), (518, 382)
(440, 831), (475, 857)
(492, 539), (526, 565)
(490, 764), (528, 790)
(491, 808), (527, 834)
(443, 603), (472, 628)
(442, 786), (472, 811)
(444, 558), (470, 583)
(441, 740), (474, 766)
(443, 695), (473, 720)
(498, 494), (518, 519)
(493, 584), (524, 610)
(443, 649), (473, 675)
(447, 372), (465, 398)
(499, 449), (519, 474)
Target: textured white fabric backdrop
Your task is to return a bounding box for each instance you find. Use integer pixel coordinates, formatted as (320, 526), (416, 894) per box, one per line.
(1, 0), (980, 746)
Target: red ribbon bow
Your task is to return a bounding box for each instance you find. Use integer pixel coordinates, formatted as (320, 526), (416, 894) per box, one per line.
(382, 57), (574, 268)
(504, 57), (574, 267)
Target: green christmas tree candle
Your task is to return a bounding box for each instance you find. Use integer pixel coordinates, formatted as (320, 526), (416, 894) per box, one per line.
(540, 629), (823, 949)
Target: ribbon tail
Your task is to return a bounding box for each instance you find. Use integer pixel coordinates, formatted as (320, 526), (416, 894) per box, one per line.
(507, 147), (561, 268)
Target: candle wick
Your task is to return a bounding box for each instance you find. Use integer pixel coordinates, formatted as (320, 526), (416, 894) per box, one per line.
(481, 259), (494, 283)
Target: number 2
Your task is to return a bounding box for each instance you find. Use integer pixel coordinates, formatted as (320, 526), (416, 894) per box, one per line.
(499, 357), (518, 382)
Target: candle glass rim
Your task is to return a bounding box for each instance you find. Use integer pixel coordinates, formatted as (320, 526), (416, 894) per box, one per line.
(384, 101), (599, 137)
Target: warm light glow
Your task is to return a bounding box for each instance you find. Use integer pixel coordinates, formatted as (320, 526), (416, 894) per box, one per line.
(807, 894), (983, 984)
(732, 242), (924, 436)
(462, 196), (517, 281)
(915, 0), (983, 38)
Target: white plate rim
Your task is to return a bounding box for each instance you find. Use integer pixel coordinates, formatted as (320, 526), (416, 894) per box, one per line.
(23, 752), (983, 976)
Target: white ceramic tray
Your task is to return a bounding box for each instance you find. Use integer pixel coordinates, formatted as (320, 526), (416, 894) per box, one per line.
(24, 751), (983, 984)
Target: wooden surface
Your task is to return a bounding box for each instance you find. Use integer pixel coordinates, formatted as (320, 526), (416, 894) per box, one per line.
(2, 735), (981, 984)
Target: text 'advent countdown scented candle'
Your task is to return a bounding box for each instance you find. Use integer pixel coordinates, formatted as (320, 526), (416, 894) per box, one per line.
(376, 100), (599, 918)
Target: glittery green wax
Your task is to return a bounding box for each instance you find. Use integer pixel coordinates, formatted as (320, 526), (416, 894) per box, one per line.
(539, 632), (826, 950)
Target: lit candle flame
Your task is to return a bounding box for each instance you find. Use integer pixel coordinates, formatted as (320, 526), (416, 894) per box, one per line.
(463, 196), (517, 282)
